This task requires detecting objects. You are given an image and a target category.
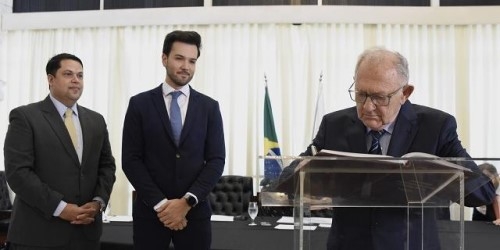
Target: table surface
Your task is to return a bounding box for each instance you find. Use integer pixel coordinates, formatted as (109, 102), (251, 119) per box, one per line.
(101, 217), (500, 250)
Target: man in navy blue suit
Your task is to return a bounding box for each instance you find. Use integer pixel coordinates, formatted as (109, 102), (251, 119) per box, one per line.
(122, 30), (225, 250)
(281, 47), (495, 250)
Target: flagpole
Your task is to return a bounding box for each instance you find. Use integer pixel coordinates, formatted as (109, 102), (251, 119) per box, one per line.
(264, 72), (269, 180)
(312, 71), (324, 140)
(259, 73), (267, 190)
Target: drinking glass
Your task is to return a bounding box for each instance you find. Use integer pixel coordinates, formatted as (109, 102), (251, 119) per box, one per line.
(248, 202), (258, 226)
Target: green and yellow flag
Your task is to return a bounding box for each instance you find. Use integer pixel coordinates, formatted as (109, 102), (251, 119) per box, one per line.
(262, 85), (282, 186)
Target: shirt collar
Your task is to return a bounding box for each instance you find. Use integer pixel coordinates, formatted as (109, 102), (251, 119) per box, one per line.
(162, 82), (190, 97)
(49, 94), (78, 118)
(366, 122), (395, 135)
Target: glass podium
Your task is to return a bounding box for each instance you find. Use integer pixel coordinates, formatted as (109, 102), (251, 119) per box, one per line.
(259, 153), (496, 250)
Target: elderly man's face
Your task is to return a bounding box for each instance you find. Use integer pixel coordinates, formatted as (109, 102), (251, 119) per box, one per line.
(354, 57), (410, 131)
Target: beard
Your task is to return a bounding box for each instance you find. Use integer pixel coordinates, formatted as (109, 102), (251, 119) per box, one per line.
(168, 70), (193, 88)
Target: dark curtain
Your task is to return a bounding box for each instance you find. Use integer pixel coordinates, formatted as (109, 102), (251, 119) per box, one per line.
(323, 0), (430, 6)
(13, 0), (99, 12)
(213, 0), (318, 5)
(104, 0), (203, 9)
(12, 0), (500, 13)
(441, 0), (500, 5)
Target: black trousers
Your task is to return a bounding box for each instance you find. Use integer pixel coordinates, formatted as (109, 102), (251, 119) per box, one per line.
(7, 228), (99, 250)
(133, 217), (211, 250)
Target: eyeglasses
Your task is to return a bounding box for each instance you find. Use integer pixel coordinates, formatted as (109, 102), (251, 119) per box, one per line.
(348, 82), (406, 106)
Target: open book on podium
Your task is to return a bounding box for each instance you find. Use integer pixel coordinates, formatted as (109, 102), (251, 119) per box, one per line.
(272, 150), (477, 208)
(260, 152), (492, 250)
(312, 150), (472, 172)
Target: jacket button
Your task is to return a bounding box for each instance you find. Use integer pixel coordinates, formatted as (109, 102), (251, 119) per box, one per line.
(176, 154), (180, 158)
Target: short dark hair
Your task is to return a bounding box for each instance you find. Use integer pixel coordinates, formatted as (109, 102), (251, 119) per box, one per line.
(46, 53), (83, 76)
(479, 163), (498, 177)
(162, 30), (202, 58)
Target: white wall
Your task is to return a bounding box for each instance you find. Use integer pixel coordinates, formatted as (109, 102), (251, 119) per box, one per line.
(0, 0), (12, 14)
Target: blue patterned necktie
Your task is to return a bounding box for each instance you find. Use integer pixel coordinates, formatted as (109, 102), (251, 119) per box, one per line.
(368, 130), (386, 154)
(170, 91), (182, 146)
(361, 129), (387, 197)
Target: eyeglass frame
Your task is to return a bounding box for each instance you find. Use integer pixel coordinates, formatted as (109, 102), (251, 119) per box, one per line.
(348, 82), (406, 106)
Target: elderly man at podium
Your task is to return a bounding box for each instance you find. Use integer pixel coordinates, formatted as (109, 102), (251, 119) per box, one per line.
(280, 47), (495, 250)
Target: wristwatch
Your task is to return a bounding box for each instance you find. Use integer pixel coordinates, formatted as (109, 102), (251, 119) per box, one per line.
(183, 193), (197, 207)
(94, 200), (106, 213)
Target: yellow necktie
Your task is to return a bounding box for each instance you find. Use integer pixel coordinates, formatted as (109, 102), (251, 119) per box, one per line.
(64, 108), (78, 148)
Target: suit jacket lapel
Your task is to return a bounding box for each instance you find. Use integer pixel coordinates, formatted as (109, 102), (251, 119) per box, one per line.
(78, 106), (91, 167)
(387, 101), (418, 157)
(40, 96), (80, 165)
(151, 84), (176, 145)
(178, 86), (199, 147)
(346, 115), (369, 154)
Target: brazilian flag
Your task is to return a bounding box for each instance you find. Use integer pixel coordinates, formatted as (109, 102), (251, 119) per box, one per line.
(262, 86), (282, 186)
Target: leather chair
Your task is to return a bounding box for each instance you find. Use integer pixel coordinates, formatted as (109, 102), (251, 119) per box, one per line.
(209, 175), (253, 216)
(0, 171), (12, 245)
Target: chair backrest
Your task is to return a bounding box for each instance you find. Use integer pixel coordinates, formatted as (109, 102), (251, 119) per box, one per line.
(209, 175), (253, 216)
(0, 172), (11, 211)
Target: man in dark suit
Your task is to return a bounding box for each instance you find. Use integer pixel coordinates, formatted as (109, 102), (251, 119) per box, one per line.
(122, 30), (225, 250)
(472, 163), (500, 225)
(3, 53), (116, 249)
(280, 47), (495, 250)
